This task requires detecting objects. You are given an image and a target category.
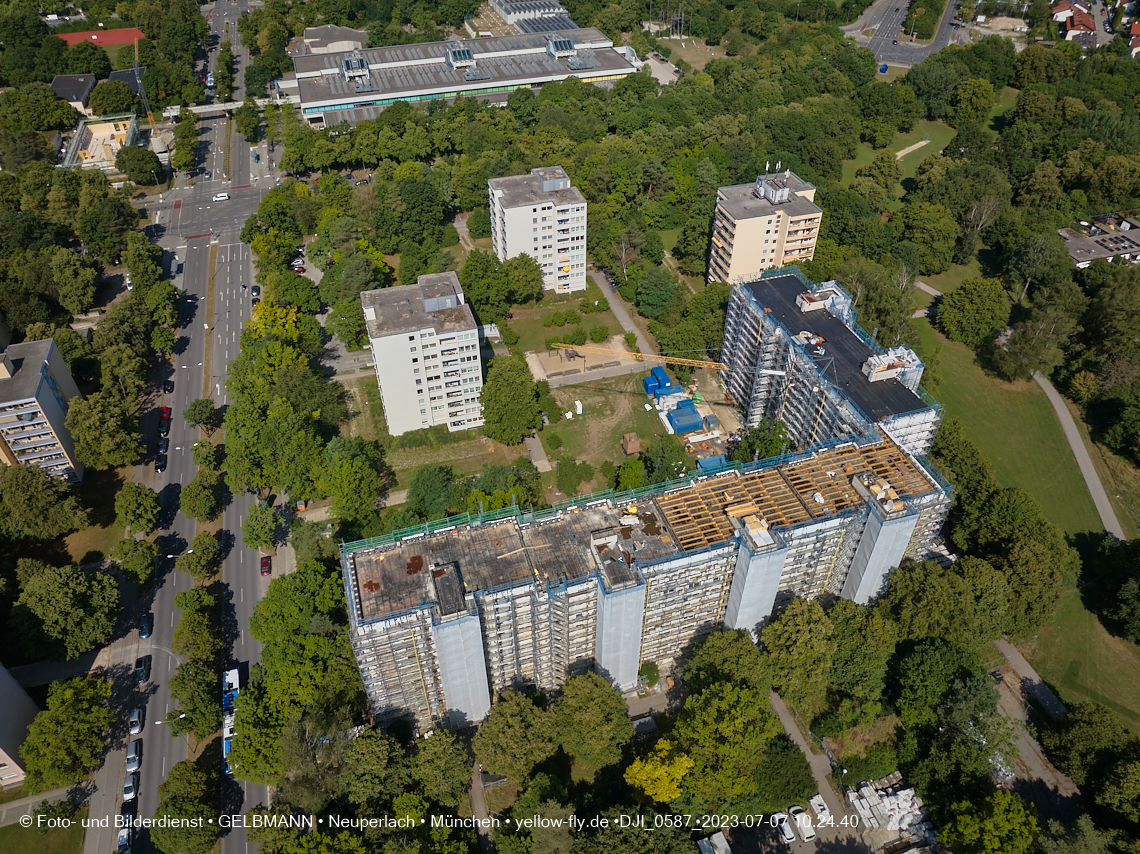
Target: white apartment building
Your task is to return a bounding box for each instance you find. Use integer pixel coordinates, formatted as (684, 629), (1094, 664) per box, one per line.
(0, 338), (84, 481)
(361, 272), (484, 436)
(488, 166), (588, 293)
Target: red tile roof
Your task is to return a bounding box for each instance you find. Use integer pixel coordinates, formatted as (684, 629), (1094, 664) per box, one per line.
(57, 28), (147, 47)
(1064, 9), (1096, 31)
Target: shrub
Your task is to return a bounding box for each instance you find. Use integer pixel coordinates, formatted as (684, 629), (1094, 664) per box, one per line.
(836, 742), (898, 784)
(639, 661), (660, 687)
(589, 323), (611, 343)
(564, 326), (587, 346)
(501, 324), (520, 346)
(624, 331), (639, 352)
(440, 223), (459, 247)
(546, 433), (564, 450)
(467, 207), (492, 238)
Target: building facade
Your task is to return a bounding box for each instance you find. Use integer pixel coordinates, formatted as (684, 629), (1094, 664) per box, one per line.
(708, 171), (822, 283)
(488, 166), (588, 293)
(0, 662), (39, 789)
(361, 272), (484, 436)
(342, 433), (952, 728)
(720, 270), (941, 457)
(0, 339), (84, 481)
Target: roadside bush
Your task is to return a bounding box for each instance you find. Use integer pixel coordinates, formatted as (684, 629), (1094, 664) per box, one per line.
(836, 742), (898, 783)
(589, 323), (611, 343)
(544, 308), (580, 327)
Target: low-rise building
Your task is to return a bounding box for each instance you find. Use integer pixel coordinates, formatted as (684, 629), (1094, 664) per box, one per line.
(0, 338), (84, 481)
(287, 25), (368, 57)
(361, 272), (484, 436)
(50, 73), (96, 116)
(708, 170), (822, 284)
(1059, 225), (1140, 267)
(0, 663), (38, 789)
(488, 165), (588, 293)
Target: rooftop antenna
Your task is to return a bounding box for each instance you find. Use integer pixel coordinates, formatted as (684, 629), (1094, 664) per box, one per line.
(775, 161), (781, 171)
(765, 160), (770, 171)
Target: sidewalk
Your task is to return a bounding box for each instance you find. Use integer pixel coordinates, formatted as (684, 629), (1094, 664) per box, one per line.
(768, 691), (847, 821)
(995, 638), (1068, 720)
(0, 787), (72, 827)
(592, 271), (653, 356)
(469, 767), (495, 854)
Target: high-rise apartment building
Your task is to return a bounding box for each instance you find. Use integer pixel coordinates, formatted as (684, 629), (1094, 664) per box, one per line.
(0, 662), (38, 789)
(341, 432), (951, 728)
(361, 272), (484, 436)
(708, 171), (822, 283)
(488, 166), (588, 293)
(0, 338), (84, 481)
(720, 270), (942, 456)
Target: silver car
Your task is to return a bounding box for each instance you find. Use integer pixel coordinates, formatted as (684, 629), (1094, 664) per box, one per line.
(126, 740), (141, 772)
(129, 707), (143, 734)
(773, 812), (795, 845)
(122, 773), (139, 801)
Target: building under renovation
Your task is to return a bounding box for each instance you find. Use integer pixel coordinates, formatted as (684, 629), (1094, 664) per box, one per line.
(720, 269), (941, 456)
(342, 432), (951, 728)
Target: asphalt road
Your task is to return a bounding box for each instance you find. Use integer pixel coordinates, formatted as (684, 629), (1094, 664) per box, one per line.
(859, 0), (959, 65)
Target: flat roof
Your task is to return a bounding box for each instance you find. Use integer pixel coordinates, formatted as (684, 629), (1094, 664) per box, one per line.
(0, 338), (53, 404)
(361, 271), (477, 338)
(489, 167), (586, 208)
(293, 28), (633, 116)
(346, 433), (943, 621)
(1059, 227), (1140, 262)
(717, 173), (820, 221)
(348, 503), (679, 622)
(743, 274), (928, 422)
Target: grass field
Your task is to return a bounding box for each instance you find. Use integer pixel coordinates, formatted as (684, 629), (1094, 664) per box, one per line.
(1026, 590), (1140, 732)
(917, 257), (982, 298)
(0, 806), (86, 854)
(987, 86), (1019, 131)
(540, 373), (668, 477)
(840, 120), (957, 189)
(1066, 400), (1140, 540)
(507, 289), (624, 355)
(654, 37), (729, 72)
(916, 319), (1102, 535)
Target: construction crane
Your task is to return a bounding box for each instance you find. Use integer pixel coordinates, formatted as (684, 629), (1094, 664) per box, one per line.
(134, 39), (158, 136)
(551, 342), (730, 371)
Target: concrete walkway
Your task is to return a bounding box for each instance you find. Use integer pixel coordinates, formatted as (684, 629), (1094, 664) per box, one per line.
(523, 436), (552, 472)
(915, 280), (1124, 540)
(469, 766), (495, 854)
(593, 270), (654, 356)
(0, 787), (72, 827)
(1032, 373), (1127, 540)
(995, 638), (1069, 720)
(769, 691), (848, 820)
(455, 212), (478, 253)
(895, 140), (929, 160)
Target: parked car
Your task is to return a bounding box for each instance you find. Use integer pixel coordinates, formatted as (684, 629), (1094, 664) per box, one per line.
(158, 406), (171, 435)
(117, 826), (132, 853)
(251, 285), (261, 297)
(155, 453), (168, 473)
(291, 266), (305, 274)
(138, 613), (152, 639)
(134, 656), (149, 685)
(260, 555), (272, 576)
(157, 436), (169, 454)
(772, 813), (795, 845)
(251, 298), (260, 307)
(125, 739), (141, 772)
(129, 707), (143, 734)
(122, 773), (138, 802)
(163, 378), (174, 393)
(789, 806), (815, 842)
(212, 192), (230, 201)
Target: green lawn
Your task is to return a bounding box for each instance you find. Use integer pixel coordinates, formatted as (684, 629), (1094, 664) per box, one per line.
(840, 119), (956, 188)
(1028, 590), (1140, 732)
(987, 85), (1020, 132)
(660, 228), (681, 253)
(506, 289), (624, 355)
(0, 806), (86, 854)
(917, 257), (982, 297)
(916, 319), (1102, 535)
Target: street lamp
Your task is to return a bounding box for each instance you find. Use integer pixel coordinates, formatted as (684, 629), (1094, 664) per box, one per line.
(166, 549), (194, 558)
(155, 713), (187, 726)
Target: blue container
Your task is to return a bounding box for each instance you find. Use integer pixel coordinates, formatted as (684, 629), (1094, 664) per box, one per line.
(656, 384), (683, 399)
(697, 454), (728, 471)
(669, 407), (703, 433)
(643, 374), (660, 395)
(652, 366), (670, 387)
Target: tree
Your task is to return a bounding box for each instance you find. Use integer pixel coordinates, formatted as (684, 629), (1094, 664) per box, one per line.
(673, 683), (780, 811)
(152, 760), (222, 854)
(19, 675), (115, 793)
(901, 201), (959, 275)
(625, 737), (696, 803)
(1041, 703), (1132, 786)
(856, 149), (903, 189)
(0, 462), (88, 540)
(116, 482), (160, 534)
(89, 80), (140, 116)
(827, 598), (898, 705)
(934, 277), (1009, 348)
(947, 79), (996, 127)
(411, 730), (471, 808)
(941, 791), (1038, 854)
(9, 564), (120, 661)
(482, 357), (539, 446)
(731, 419), (788, 463)
(1036, 816), (1110, 854)
(472, 690), (554, 780)
(235, 97), (260, 143)
(184, 398), (217, 434)
(169, 659), (223, 740)
(750, 734), (818, 812)
(51, 248), (99, 315)
(635, 265), (679, 318)
(114, 145), (162, 185)
(173, 607), (222, 665)
(65, 391), (145, 470)
(180, 468), (221, 522)
(640, 434), (688, 484)
(1096, 757), (1140, 823)
(761, 598), (836, 716)
(894, 639), (981, 728)
(615, 457), (647, 490)
(171, 107), (199, 173)
(177, 531), (222, 580)
(681, 629), (771, 695)
(553, 673), (635, 778)
(112, 537), (159, 584)
(243, 502), (278, 551)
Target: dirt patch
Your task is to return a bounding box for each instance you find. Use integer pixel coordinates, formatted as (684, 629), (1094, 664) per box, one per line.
(829, 715), (899, 758)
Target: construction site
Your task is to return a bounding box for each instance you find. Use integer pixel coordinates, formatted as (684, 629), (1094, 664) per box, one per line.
(720, 269), (941, 456)
(342, 430), (952, 728)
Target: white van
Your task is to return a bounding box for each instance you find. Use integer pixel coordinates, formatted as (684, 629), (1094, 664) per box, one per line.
(212, 192), (229, 201)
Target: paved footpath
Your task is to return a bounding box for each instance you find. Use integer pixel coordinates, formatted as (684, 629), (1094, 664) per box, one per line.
(468, 766), (495, 854)
(0, 788), (71, 827)
(768, 691), (847, 821)
(995, 638), (1069, 720)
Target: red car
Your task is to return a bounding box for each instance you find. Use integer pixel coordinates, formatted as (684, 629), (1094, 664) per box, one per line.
(158, 406), (171, 436)
(260, 555), (272, 576)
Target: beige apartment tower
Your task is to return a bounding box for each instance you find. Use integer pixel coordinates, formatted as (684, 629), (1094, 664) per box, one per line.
(708, 171), (822, 283)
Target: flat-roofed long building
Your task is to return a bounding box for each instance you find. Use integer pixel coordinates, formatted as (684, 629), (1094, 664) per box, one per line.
(488, 166), (588, 292)
(342, 432), (951, 728)
(720, 270), (941, 457)
(289, 28), (638, 128)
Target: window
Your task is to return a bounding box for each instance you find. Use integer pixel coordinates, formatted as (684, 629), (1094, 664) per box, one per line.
(414, 368), (420, 374)
(415, 379), (422, 386)
(411, 358), (418, 363)
(410, 346), (417, 352)
(408, 335), (415, 341)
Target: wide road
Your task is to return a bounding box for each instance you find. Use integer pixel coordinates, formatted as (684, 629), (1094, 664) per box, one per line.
(859, 0), (959, 65)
